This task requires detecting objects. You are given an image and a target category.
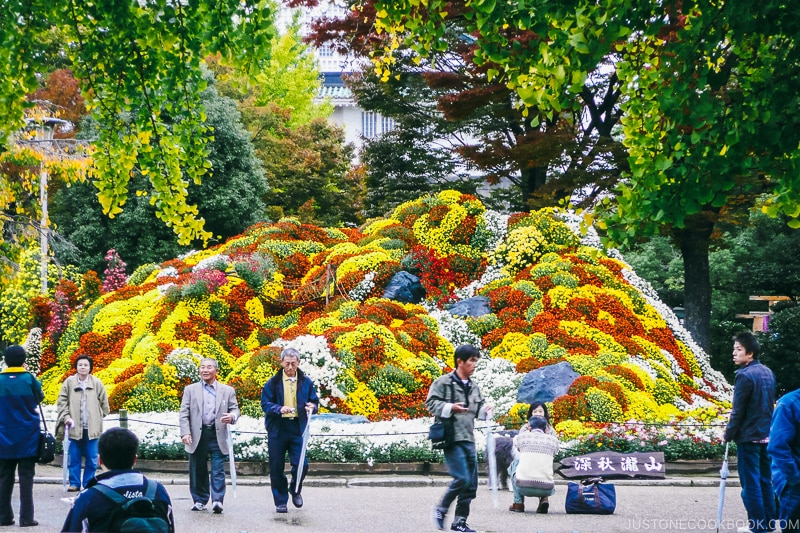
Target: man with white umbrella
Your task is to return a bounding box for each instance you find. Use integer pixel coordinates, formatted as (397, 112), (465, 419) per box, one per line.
(261, 347), (319, 514)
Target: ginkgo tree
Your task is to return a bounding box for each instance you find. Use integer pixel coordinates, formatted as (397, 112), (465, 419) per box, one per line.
(367, 0), (800, 351)
(1, 0), (276, 245)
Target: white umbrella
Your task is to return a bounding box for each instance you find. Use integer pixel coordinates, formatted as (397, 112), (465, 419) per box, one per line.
(486, 418), (499, 509)
(716, 442), (730, 533)
(226, 425), (237, 498)
(295, 408), (312, 495)
(62, 428), (70, 491)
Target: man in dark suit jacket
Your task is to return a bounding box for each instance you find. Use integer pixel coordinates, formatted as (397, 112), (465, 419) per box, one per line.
(179, 357), (239, 514)
(261, 347), (319, 513)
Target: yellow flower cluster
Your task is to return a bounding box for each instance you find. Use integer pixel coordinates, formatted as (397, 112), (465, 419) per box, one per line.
(412, 203), (473, 258)
(337, 251), (393, 278)
(347, 383), (380, 417)
(677, 340), (703, 377)
(585, 387), (624, 422)
(246, 298), (265, 325)
(559, 321), (627, 357)
(490, 332), (532, 364)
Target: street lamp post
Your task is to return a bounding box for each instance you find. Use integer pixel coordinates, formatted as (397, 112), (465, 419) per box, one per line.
(23, 117), (70, 294)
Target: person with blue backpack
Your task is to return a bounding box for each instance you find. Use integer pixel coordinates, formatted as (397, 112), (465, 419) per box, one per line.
(61, 427), (174, 532)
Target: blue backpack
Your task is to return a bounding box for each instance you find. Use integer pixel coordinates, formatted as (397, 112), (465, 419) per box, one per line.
(92, 479), (170, 532)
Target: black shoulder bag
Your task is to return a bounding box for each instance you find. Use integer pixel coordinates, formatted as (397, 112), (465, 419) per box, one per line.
(428, 380), (456, 450)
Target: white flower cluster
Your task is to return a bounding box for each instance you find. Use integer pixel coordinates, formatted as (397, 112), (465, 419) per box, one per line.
(177, 250), (200, 260)
(194, 254), (230, 272)
(165, 348), (202, 382)
(271, 335), (346, 405)
(483, 210), (509, 252)
(620, 264), (732, 399)
(471, 357), (522, 416)
(156, 267), (179, 279)
(425, 307), (482, 350)
(347, 271), (376, 302)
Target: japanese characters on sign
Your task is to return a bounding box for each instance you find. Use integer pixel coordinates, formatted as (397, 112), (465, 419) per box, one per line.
(559, 451), (666, 479)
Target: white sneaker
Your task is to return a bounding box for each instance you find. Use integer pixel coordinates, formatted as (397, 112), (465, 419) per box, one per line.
(736, 528), (753, 533)
(190, 502), (206, 511)
(212, 501), (223, 514)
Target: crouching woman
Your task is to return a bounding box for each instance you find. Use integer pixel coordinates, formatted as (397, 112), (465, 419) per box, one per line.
(508, 416), (559, 514)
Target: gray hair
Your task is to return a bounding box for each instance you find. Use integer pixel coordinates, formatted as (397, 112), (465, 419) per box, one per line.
(280, 348), (301, 361)
(199, 358), (219, 369)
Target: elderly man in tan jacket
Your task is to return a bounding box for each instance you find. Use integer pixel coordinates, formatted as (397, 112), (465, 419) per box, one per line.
(179, 357), (239, 514)
(56, 354), (110, 491)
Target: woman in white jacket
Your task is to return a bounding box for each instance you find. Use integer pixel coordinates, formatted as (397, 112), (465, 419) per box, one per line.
(508, 415), (559, 514)
(56, 354), (109, 491)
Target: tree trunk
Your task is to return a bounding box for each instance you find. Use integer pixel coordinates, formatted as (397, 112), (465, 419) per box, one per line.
(519, 165), (549, 210)
(671, 213), (718, 353)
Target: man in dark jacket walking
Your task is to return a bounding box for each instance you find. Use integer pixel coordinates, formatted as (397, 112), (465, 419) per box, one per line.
(427, 344), (493, 533)
(261, 347), (319, 514)
(724, 331), (776, 533)
(0, 345), (43, 527)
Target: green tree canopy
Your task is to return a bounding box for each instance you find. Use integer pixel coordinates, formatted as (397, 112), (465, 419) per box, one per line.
(1, 0), (276, 245)
(368, 0), (800, 351)
(51, 82), (268, 273)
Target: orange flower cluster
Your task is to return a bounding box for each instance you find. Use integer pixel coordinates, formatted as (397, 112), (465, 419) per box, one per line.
(77, 324), (133, 372)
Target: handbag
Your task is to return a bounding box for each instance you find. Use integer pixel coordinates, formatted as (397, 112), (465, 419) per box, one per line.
(565, 477), (616, 515)
(36, 404), (56, 464)
(428, 419), (454, 450)
(428, 380), (456, 450)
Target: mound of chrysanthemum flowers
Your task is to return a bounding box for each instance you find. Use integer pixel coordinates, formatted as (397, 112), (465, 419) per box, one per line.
(24, 190), (730, 432)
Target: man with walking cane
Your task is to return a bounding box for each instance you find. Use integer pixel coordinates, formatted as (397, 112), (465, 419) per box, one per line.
(179, 357), (240, 514)
(261, 347), (319, 514)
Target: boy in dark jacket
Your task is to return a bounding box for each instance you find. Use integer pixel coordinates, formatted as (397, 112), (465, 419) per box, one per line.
(61, 427), (174, 532)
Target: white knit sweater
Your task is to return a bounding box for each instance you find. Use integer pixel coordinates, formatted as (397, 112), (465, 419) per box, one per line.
(512, 426), (559, 490)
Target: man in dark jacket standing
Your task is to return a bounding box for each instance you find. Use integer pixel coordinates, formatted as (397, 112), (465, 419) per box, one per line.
(724, 331), (777, 533)
(261, 347), (319, 514)
(0, 345), (43, 527)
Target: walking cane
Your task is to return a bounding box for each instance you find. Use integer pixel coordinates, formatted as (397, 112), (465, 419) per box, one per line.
(226, 425), (237, 498)
(486, 417), (499, 509)
(62, 428), (70, 492)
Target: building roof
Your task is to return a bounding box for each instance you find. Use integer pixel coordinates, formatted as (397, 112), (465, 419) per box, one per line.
(317, 85), (353, 99)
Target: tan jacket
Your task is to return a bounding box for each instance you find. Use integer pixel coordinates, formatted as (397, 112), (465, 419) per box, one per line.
(56, 374), (110, 440)
(179, 381), (240, 455)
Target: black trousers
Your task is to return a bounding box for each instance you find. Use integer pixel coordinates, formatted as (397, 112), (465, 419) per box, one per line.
(0, 458), (35, 524)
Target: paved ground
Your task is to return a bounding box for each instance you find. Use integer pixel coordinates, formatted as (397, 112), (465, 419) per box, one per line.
(10, 465), (752, 533)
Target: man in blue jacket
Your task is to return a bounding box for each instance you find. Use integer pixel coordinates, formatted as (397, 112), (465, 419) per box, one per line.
(768, 388), (800, 532)
(61, 427), (174, 532)
(0, 345), (43, 527)
(261, 347), (319, 514)
(724, 331), (777, 533)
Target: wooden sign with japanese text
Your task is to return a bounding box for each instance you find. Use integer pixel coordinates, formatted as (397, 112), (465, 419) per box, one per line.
(559, 451), (666, 479)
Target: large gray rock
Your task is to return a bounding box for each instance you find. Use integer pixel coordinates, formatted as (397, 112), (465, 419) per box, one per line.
(382, 271), (425, 304)
(518, 361), (581, 405)
(447, 296), (492, 318)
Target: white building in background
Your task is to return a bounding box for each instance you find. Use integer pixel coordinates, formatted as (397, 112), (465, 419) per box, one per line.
(301, 3), (395, 155)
